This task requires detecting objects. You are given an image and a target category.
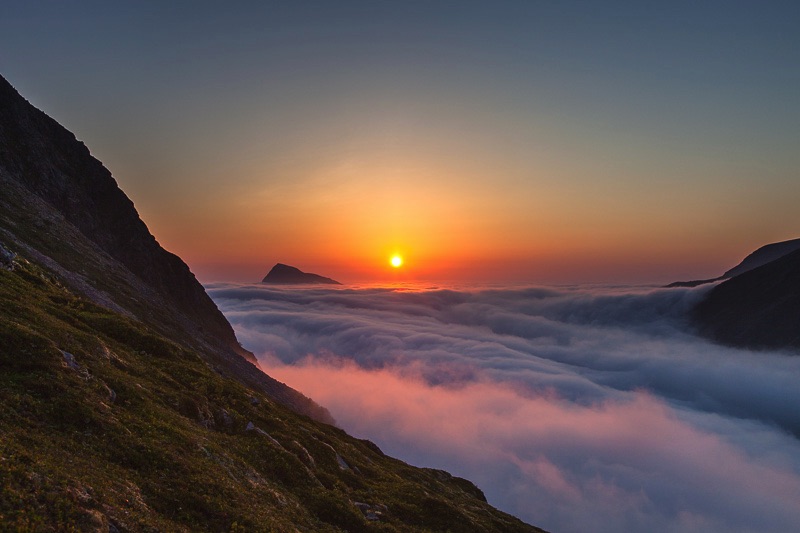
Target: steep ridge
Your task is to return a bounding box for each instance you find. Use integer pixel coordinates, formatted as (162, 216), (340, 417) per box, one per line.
(0, 75), (241, 359)
(721, 238), (800, 278)
(0, 74), (330, 422)
(0, 75), (545, 531)
(667, 237), (800, 288)
(692, 248), (800, 351)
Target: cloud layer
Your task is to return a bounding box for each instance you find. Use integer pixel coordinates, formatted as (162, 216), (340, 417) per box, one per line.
(209, 282), (800, 533)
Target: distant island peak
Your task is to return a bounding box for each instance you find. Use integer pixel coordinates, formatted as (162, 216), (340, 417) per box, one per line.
(261, 263), (341, 285)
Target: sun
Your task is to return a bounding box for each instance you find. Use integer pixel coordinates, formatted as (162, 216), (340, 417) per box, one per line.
(390, 254), (403, 268)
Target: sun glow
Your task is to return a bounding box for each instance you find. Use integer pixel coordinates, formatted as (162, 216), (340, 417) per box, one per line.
(390, 255), (403, 268)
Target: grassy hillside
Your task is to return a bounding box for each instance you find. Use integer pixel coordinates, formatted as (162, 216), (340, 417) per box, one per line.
(0, 250), (545, 532)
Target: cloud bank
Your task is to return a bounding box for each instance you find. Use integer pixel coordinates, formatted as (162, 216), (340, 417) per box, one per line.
(209, 283), (800, 533)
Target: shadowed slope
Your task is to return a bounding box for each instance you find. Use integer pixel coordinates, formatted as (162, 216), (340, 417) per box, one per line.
(668, 238), (800, 288)
(722, 238), (800, 278)
(0, 74), (330, 422)
(692, 249), (800, 351)
(0, 75), (243, 359)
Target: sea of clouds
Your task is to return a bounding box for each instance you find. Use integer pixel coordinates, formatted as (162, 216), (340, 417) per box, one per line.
(207, 282), (800, 533)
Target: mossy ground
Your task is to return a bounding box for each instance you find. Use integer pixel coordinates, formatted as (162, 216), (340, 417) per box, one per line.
(0, 257), (544, 532)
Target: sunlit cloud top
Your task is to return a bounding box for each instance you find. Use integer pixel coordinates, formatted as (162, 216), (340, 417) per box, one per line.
(208, 282), (800, 533)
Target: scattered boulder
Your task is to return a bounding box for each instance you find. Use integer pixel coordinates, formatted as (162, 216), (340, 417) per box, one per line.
(0, 242), (15, 270)
(61, 350), (80, 371)
(60, 350), (90, 379)
(353, 501), (386, 521)
(290, 440), (316, 468)
(321, 442), (351, 470)
(245, 421), (285, 450)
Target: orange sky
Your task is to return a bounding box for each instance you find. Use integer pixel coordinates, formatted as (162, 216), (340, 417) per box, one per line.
(5, 3), (798, 285)
(139, 140), (797, 284)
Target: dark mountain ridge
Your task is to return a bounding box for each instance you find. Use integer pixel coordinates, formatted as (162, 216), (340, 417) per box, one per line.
(0, 74), (544, 531)
(722, 238), (800, 278)
(0, 74), (331, 422)
(0, 75), (239, 359)
(667, 237), (800, 288)
(262, 263), (341, 285)
(692, 248), (800, 351)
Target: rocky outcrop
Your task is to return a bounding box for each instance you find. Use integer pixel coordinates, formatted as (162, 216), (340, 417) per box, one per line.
(262, 263), (341, 285)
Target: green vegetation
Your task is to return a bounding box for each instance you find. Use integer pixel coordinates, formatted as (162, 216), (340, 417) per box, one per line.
(0, 256), (544, 532)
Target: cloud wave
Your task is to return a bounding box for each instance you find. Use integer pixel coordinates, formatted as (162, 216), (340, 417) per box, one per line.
(209, 282), (800, 533)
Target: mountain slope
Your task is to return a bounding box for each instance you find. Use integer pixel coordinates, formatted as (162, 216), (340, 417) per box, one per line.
(0, 254), (544, 531)
(0, 74), (239, 358)
(667, 237), (800, 288)
(0, 75), (545, 531)
(721, 238), (800, 278)
(692, 248), (800, 351)
(0, 74), (331, 423)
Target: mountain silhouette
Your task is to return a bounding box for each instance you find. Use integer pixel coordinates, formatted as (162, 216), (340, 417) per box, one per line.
(692, 248), (800, 351)
(262, 263), (341, 285)
(667, 237), (800, 288)
(0, 73), (331, 422)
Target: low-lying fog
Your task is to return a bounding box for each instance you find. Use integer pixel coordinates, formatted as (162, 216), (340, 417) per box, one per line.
(208, 282), (800, 533)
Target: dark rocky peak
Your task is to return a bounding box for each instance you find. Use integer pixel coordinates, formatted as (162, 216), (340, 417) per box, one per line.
(262, 263), (341, 285)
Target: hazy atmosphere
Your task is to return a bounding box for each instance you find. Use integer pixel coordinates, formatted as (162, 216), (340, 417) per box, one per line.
(2, 1), (799, 283)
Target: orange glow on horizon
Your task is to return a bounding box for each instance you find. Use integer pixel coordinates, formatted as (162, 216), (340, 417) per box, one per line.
(164, 150), (780, 286)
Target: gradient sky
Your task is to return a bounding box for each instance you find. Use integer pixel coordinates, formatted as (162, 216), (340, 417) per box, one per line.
(2, 1), (799, 283)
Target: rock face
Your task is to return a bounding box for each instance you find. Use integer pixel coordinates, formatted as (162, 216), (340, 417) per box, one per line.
(262, 263), (341, 285)
(692, 248), (800, 351)
(667, 237), (800, 288)
(0, 74), (331, 423)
